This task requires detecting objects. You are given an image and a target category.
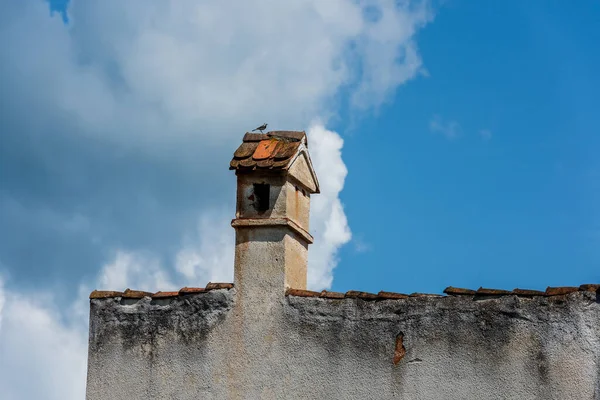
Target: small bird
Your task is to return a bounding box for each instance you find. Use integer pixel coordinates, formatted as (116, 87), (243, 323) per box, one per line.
(252, 123), (268, 133)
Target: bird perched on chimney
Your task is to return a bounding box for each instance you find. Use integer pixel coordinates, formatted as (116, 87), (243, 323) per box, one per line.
(252, 123), (268, 133)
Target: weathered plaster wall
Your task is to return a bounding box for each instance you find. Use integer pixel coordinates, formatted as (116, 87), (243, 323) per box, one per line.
(86, 289), (600, 400)
(284, 181), (310, 229)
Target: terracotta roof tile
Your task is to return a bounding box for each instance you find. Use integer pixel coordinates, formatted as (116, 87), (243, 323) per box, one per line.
(233, 142), (259, 159)
(179, 287), (205, 295)
(268, 131), (306, 141)
(256, 158), (275, 168)
(152, 291), (180, 299)
(409, 293), (443, 298)
(272, 159), (290, 168)
(242, 133), (268, 142)
(122, 289), (153, 299)
(239, 157), (256, 168)
(476, 287), (512, 296)
(512, 288), (546, 297)
(230, 131), (306, 171)
(545, 286), (579, 296)
(90, 290), (123, 299)
(274, 141), (301, 160)
(89, 284), (234, 300)
(320, 290), (345, 299)
(444, 287), (476, 296)
(345, 290), (379, 300)
(206, 282), (234, 290)
(579, 284), (600, 292)
(377, 291), (409, 299)
(253, 139), (281, 160)
(91, 283), (596, 303)
(286, 288), (320, 297)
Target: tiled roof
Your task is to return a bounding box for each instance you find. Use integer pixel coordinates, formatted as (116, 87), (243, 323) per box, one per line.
(89, 283), (599, 301)
(285, 284), (599, 300)
(230, 131), (306, 171)
(89, 282), (234, 299)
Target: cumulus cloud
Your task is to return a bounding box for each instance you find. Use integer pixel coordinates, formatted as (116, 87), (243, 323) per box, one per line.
(1, 0), (432, 288)
(307, 123), (352, 289)
(0, 279), (88, 400)
(0, 0), (433, 398)
(175, 209), (235, 285)
(0, 277), (4, 332)
(98, 251), (176, 291)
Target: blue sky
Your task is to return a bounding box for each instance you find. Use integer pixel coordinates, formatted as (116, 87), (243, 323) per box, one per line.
(1, 1), (599, 398)
(9, 0), (600, 295)
(336, 0), (600, 293)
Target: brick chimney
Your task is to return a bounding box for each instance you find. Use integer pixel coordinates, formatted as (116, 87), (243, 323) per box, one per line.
(229, 131), (319, 298)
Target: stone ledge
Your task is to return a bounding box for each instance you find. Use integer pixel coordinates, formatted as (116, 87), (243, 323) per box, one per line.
(231, 217), (314, 243)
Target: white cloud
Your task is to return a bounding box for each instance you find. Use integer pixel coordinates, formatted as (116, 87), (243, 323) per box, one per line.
(0, 0), (432, 285)
(175, 209), (235, 285)
(307, 123), (352, 289)
(0, 277), (4, 332)
(98, 251), (176, 292)
(429, 115), (461, 139)
(353, 235), (373, 254)
(0, 0), (434, 398)
(0, 280), (88, 400)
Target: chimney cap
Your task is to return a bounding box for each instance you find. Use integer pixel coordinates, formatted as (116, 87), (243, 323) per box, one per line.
(229, 131), (319, 193)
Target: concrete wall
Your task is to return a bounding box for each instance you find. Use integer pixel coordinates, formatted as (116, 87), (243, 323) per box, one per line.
(86, 289), (600, 400)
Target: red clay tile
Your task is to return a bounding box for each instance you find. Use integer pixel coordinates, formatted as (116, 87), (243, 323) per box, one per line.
(268, 131), (305, 141)
(377, 291), (409, 299)
(231, 132), (306, 171)
(409, 293), (443, 298)
(206, 282), (234, 290)
(344, 290), (361, 298)
(239, 157), (257, 168)
(443, 287), (476, 295)
(272, 159), (290, 169)
(253, 139), (280, 160)
(274, 141), (301, 160)
(286, 288), (320, 297)
(545, 286), (579, 296)
(179, 287), (205, 295)
(243, 133), (268, 142)
(320, 290), (345, 299)
(476, 287), (512, 296)
(357, 292), (379, 300)
(89, 290), (123, 299)
(256, 158), (275, 168)
(122, 289), (152, 299)
(233, 142), (259, 158)
(579, 284), (600, 292)
(512, 288), (546, 296)
(152, 291), (180, 299)
(344, 290), (378, 300)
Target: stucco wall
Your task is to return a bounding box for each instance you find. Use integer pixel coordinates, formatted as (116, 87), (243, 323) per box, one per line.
(86, 289), (600, 400)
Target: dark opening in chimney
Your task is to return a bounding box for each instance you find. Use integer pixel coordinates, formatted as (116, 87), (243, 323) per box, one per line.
(253, 183), (270, 213)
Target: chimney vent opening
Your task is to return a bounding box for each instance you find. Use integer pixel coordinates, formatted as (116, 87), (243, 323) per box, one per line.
(253, 183), (270, 213)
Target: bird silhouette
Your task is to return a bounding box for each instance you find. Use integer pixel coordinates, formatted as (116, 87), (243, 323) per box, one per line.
(252, 123), (268, 133)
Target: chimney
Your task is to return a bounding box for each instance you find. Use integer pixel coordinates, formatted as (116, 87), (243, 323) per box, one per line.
(229, 131), (319, 298)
